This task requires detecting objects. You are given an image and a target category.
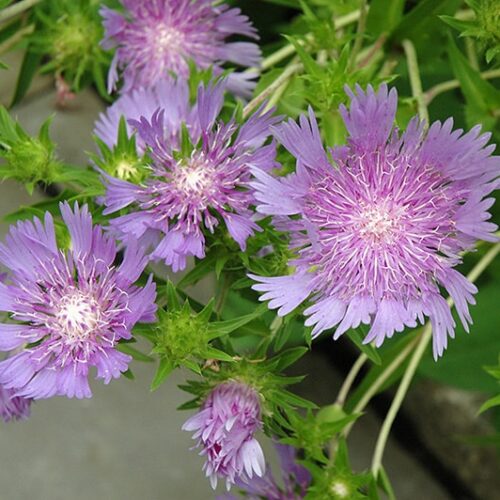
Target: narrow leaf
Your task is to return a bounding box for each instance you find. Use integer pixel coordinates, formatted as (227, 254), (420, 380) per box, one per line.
(150, 358), (175, 391)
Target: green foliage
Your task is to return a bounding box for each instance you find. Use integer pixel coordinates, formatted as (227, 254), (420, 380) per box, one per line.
(447, 36), (500, 137)
(0, 107), (61, 193)
(442, 0), (500, 63)
(90, 117), (151, 184)
(28, 0), (110, 95)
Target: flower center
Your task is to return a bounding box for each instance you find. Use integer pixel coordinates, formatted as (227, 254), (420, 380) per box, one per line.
(174, 161), (214, 195)
(115, 160), (138, 180)
(154, 24), (183, 55)
(55, 291), (100, 342)
(356, 202), (403, 244)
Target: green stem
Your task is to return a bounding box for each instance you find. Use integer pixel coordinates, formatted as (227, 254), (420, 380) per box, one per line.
(371, 242), (500, 478)
(402, 39), (429, 124)
(214, 272), (231, 317)
(349, 0), (368, 70)
(424, 69), (500, 105)
(260, 9), (361, 71)
(342, 335), (418, 439)
(0, 0), (40, 24)
(336, 353), (368, 407)
(243, 63), (302, 118)
(0, 24), (33, 55)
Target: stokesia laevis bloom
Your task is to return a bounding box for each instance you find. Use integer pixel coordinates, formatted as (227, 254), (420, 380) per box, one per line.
(0, 385), (31, 422)
(100, 0), (261, 97)
(94, 78), (193, 155)
(101, 78), (280, 272)
(182, 381), (265, 490)
(0, 202), (157, 399)
(219, 443), (311, 500)
(250, 84), (500, 359)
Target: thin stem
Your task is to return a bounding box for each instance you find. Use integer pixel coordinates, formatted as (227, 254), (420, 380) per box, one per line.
(0, 23), (33, 55)
(260, 9), (361, 71)
(0, 0), (40, 24)
(342, 336), (418, 439)
(465, 37), (479, 70)
(402, 39), (429, 124)
(424, 69), (500, 105)
(243, 63), (302, 118)
(336, 353), (368, 407)
(370, 242), (500, 478)
(349, 0), (368, 70)
(214, 272), (231, 317)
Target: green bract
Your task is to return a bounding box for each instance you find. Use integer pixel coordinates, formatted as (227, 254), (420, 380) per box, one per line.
(0, 108), (61, 193)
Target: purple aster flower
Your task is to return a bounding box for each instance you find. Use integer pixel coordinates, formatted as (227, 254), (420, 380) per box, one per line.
(94, 78), (193, 153)
(0, 202), (157, 399)
(101, 0), (261, 97)
(219, 443), (311, 499)
(250, 84), (500, 359)
(182, 381), (265, 490)
(101, 79), (280, 272)
(0, 384), (31, 422)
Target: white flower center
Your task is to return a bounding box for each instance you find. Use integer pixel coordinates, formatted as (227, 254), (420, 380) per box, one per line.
(154, 24), (183, 54)
(175, 162), (214, 195)
(55, 292), (100, 342)
(356, 202), (403, 244)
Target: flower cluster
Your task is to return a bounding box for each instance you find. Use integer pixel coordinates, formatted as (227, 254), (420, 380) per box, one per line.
(99, 78), (280, 272)
(250, 84), (500, 358)
(182, 381), (265, 490)
(101, 0), (261, 96)
(0, 203), (157, 399)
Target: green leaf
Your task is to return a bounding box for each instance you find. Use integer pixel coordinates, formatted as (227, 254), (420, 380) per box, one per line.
(206, 303), (268, 339)
(391, 0), (460, 43)
(447, 36), (500, 113)
(283, 35), (323, 79)
(366, 0), (405, 37)
(10, 49), (42, 107)
(150, 358), (175, 391)
(181, 357), (202, 375)
(272, 389), (318, 409)
(177, 253), (216, 289)
(165, 281), (181, 311)
(204, 347), (235, 362)
(378, 466), (396, 500)
(116, 343), (153, 363)
(272, 346), (308, 371)
(122, 369), (135, 380)
(439, 15), (477, 33)
(347, 327), (382, 365)
(478, 394), (500, 415)
(419, 284), (500, 392)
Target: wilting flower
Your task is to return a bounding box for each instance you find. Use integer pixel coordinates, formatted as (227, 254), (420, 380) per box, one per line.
(0, 385), (32, 422)
(0, 202), (157, 399)
(182, 381), (265, 490)
(101, 0), (261, 97)
(250, 84), (500, 358)
(220, 443), (311, 499)
(101, 78), (279, 272)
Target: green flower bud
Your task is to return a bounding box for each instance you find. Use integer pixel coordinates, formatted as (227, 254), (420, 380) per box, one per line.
(0, 110), (61, 192)
(153, 304), (210, 365)
(31, 0), (109, 93)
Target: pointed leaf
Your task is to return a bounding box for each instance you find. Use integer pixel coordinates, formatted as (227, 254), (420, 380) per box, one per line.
(116, 343), (154, 362)
(150, 358), (175, 391)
